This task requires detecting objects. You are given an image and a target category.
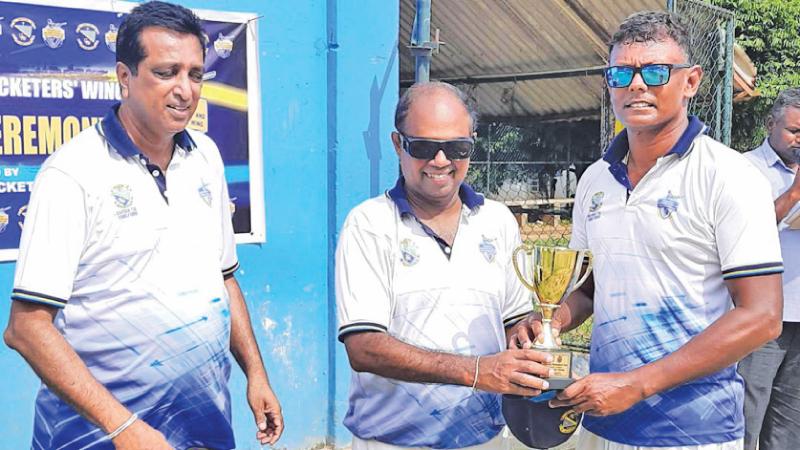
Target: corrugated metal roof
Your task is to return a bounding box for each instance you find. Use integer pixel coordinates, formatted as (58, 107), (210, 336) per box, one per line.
(399, 0), (665, 121)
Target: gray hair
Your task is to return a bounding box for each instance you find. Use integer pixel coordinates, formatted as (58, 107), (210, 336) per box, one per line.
(395, 81), (479, 134)
(609, 11), (693, 64)
(769, 88), (800, 123)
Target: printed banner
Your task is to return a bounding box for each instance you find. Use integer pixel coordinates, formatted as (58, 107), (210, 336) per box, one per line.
(0, 0), (265, 261)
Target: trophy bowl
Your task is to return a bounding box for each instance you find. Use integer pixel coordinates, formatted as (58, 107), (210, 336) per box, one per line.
(512, 241), (592, 390)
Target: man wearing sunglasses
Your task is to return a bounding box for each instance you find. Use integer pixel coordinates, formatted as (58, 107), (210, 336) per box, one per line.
(336, 82), (553, 449)
(739, 88), (800, 450)
(511, 11), (783, 450)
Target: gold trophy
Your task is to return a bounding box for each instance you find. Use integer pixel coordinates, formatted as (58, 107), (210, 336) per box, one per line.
(512, 242), (592, 390)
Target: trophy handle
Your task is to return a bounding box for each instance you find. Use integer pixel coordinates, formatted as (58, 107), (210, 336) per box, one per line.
(512, 245), (537, 292)
(572, 250), (593, 290)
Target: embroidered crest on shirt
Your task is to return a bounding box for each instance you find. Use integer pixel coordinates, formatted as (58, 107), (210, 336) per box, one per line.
(657, 191), (679, 219)
(399, 238), (419, 266)
(198, 181), (212, 207)
(588, 191), (604, 221)
(479, 235), (497, 263)
(111, 184), (138, 219)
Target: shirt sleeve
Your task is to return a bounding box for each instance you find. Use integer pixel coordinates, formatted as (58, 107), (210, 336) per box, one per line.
(335, 213), (393, 342)
(714, 159), (783, 279)
(569, 173), (589, 250)
(500, 207), (533, 327)
(12, 167), (87, 308)
(219, 175), (239, 279)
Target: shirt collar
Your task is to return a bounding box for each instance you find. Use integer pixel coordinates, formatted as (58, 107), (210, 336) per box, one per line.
(602, 115), (706, 189)
(386, 176), (484, 216)
(756, 138), (793, 172)
(99, 102), (197, 158)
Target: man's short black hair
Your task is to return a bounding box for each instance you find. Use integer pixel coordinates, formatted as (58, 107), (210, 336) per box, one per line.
(609, 11), (693, 64)
(116, 1), (205, 74)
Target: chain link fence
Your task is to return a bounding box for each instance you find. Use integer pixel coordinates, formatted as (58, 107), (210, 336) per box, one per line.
(672, 0), (735, 144)
(466, 120), (601, 245)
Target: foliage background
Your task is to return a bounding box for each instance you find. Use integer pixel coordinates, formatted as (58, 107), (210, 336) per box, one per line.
(708, 0), (800, 151)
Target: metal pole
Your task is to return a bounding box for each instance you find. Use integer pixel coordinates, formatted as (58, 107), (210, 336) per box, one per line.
(721, 16), (735, 146)
(410, 0), (432, 83)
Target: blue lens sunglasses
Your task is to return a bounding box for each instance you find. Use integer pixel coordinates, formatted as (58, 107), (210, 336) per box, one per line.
(605, 63), (693, 88)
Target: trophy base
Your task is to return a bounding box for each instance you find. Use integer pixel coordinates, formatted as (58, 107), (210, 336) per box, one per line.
(538, 348), (574, 390)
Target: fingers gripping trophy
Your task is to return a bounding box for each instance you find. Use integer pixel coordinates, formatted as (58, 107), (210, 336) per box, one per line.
(513, 241), (592, 390)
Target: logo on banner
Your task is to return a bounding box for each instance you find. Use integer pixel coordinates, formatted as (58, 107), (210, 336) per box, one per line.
(0, 207), (10, 234)
(0, 17), (5, 36)
(214, 33), (234, 59)
(11, 17), (36, 46)
(42, 19), (67, 49)
(105, 24), (118, 52)
(76, 23), (100, 50)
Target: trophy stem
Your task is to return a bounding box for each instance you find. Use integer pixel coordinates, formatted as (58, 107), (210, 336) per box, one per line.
(535, 304), (560, 350)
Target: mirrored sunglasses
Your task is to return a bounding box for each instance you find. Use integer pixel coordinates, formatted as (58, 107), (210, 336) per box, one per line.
(605, 63), (693, 88)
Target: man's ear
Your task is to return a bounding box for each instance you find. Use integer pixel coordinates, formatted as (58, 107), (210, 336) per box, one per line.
(116, 62), (133, 99)
(683, 65), (703, 99)
(391, 131), (403, 157)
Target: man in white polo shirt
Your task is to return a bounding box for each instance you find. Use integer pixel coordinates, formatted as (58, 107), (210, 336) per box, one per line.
(739, 88), (800, 450)
(3, 2), (281, 449)
(336, 81), (554, 449)
(511, 11), (783, 449)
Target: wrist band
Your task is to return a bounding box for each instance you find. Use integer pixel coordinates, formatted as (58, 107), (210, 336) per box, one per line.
(107, 412), (138, 441)
(471, 355), (481, 392)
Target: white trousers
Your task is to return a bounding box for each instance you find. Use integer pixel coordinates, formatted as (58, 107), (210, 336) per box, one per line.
(352, 427), (512, 450)
(577, 427), (744, 450)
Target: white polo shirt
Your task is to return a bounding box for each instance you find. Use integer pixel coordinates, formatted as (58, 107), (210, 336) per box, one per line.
(336, 178), (531, 448)
(744, 139), (800, 322)
(570, 117), (783, 447)
(12, 104), (239, 450)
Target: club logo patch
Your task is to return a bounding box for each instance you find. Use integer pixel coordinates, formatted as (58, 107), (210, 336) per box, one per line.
(104, 24), (118, 52)
(588, 191), (604, 221)
(559, 409), (579, 434)
(213, 32), (234, 59)
(111, 184), (137, 219)
(11, 17), (36, 46)
(0, 207), (10, 233)
(399, 238), (419, 266)
(42, 19), (66, 49)
(657, 191), (679, 219)
(198, 181), (212, 206)
(479, 235), (497, 263)
(76, 23), (100, 50)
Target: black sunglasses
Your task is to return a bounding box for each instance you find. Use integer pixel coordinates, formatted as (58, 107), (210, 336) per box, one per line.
(398, 133), (474, 160)
(605, 63), (693, 88)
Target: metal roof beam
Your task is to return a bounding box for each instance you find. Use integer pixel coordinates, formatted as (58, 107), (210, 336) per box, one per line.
(556, 0), (610, 61)
(400, 65), (605, 87)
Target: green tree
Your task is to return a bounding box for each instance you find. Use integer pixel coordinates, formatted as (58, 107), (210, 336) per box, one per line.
(708, 0), (800, 150)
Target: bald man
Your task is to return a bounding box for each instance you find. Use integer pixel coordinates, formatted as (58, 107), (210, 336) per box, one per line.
(335, 82), (552, 450)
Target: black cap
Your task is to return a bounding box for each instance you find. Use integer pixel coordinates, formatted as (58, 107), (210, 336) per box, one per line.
(502, 392), (581, 449)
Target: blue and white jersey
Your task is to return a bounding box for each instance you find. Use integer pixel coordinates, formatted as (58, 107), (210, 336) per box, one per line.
(744, 139), (800, 322)
(12, 104), (239, 450)
(335, 178), (531, 449)
(570, 117), (783, 446)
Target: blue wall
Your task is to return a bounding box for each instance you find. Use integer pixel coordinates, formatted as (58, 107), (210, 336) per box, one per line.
(0, 0), (399, 448)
